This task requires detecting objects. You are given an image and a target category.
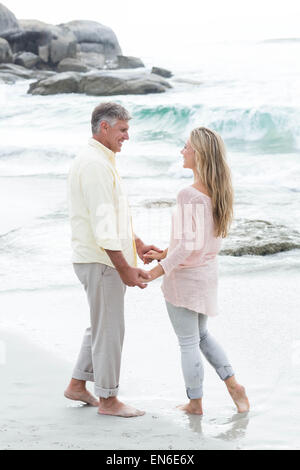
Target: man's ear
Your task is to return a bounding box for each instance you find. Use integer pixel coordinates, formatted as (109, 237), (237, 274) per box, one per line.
(100, 121), (109, 133)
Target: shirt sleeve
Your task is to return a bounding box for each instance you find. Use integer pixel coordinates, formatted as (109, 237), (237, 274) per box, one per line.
(80, 161), (122, 251)
(160, 195), (205, 276)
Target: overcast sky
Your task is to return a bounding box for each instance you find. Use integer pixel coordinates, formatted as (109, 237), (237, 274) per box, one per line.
(4, 0), (300, 55)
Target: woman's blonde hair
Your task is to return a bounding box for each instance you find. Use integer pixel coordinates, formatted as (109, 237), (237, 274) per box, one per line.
(190, 127), (233, 238)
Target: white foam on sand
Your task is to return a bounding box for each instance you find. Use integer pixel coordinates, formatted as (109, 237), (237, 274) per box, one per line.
(0, 269), (299, 450)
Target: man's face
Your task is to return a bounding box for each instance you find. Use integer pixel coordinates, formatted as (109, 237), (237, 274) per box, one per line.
(105, 119), (129, 153)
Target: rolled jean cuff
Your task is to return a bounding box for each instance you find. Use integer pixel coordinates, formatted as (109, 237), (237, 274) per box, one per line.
(95, 384), (119, 398)
(72, 369), (94, 382)
(186, 387), (203, 399)
(216, 365), (234, 381)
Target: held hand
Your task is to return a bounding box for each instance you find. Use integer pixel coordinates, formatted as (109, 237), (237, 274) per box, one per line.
(118, 266), (151, 289)
(136, 240), (163, 262)
(143, 249), (165, 264)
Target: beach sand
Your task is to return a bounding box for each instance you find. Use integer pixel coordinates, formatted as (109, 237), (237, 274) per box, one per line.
(0, 268), (299, 450)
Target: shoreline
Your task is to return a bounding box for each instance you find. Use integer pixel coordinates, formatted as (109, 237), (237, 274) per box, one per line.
(0, 269), (299, 449)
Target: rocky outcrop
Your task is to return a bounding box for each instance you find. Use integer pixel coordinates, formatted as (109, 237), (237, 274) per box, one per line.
(28, 70), (172, 96)
(117, 55), (144, 69)
(0, 37), (12, 62)
(0, 3), (174, 88)
(151, 66), (172, 78)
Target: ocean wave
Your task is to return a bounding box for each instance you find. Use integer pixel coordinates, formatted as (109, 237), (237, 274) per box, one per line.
(131, 104), (300, 152)
(0, 147), (73, 177)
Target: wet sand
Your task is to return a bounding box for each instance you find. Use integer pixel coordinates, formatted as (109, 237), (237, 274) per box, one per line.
(0, 269), (299, 450)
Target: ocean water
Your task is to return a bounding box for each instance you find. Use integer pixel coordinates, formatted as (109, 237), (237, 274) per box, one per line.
(0, 40), (300, 292)
(0, 39), (300, 450)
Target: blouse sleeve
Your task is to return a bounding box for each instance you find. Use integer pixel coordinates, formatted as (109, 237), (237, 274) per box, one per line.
(160, 193), (205, 276)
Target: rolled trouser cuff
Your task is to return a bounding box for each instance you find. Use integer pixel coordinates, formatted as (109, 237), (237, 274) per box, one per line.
(95, 384), (119, 398)
(186, 387), (203, 399)
(72, 369), (94, 382)
(216, 365), (234, 381)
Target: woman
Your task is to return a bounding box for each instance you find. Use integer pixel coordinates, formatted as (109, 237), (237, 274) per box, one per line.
(143, 127), (250, 415)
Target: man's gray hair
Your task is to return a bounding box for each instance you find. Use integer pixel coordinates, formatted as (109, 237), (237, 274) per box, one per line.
(91, 102), (131, 135)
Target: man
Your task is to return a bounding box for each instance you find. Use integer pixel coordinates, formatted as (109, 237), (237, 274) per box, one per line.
(64, 102), (161, 418)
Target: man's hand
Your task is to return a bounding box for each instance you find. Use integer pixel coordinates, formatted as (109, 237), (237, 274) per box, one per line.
(118, 266), (151, 289)
(135, 237), (163, 262)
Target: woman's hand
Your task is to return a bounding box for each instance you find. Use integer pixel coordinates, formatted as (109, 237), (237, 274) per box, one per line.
(145, 264), (165, 282)
(143, 248), (167, 264)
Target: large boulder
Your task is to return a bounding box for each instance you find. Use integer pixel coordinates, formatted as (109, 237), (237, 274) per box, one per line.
(60, 20), (122, 59)
(8, 19), (77, 65)
(28, 71), (81, 95)
(15, 51), (40, 68)
(0, 37), (12, 62)
(0, 3), (21, 40)
(117, 55), (144, 69)
(28, 70), (172, 96)
(57, 57), (89, 73)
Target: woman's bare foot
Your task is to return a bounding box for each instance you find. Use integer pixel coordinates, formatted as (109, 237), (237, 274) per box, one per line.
(98, 397), (145, 418)
(227, 384), (250, 413)
(176, 399), (203, 415)
(64, 379), (99, 407)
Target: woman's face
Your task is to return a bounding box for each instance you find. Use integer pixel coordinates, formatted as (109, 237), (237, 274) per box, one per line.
(181, 140), (195, 169)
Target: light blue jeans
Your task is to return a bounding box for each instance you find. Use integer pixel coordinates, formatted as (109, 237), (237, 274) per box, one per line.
(166, 301), (234, 399)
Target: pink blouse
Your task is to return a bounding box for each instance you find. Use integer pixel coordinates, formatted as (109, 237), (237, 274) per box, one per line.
(160, 186), (222, 316)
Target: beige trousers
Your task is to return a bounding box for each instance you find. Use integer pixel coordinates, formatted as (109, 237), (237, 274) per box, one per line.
(72, 263), (126, 398)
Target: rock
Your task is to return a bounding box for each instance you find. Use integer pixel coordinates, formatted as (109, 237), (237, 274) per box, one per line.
(28, 71), (81, 95)
(28, 70), (172, 96)
(79, 42), (104, 54)
(0, 62), (34, 78)
(151, 66), (172, 78)
(0, 37), (12, 63)
(79, 71), (170, 95)
(15, 51), (40, 68)
(60, 20), (121, 58)
(8, 19), (77, 66)
(76, 51), (105, 69)
(38, 44), (49, 63)
(50, 36), (77, 64)
(57, 57), (89, 73)
(0, 3), (21, 39)
(117, 55), (144, 69)
(0, 62), (55, 82)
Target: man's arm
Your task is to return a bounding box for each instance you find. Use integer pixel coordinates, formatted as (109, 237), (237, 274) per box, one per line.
(105, 249), (150, 289)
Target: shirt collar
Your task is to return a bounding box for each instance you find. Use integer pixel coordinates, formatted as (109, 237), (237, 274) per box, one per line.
(88, 137), (116, 167)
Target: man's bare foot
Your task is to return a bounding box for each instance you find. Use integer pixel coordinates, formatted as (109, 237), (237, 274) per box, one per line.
(98, 397), (145, 418)
(228, 384), (250, 413)
(176, 400), (203, 415)
(64, 380), (99, 407)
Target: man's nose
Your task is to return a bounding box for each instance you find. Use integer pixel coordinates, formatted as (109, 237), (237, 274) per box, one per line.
(124, 132), (129, 140)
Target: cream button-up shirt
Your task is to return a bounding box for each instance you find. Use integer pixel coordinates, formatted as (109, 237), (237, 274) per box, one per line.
(68, 138), (137, 268)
